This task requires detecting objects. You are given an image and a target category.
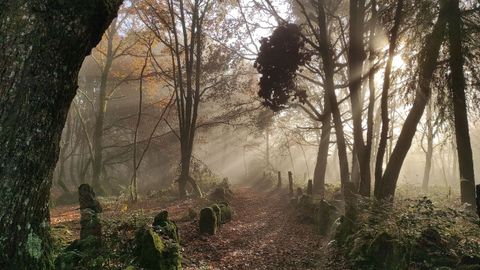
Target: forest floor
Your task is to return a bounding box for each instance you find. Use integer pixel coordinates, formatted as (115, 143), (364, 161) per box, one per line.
(50, 187), (349, 270)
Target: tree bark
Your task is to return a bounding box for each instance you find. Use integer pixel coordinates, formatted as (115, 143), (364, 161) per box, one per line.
(317, 0), (350, 188)
(349, 0), (371, 196)
(360, 0), (378, 197)
(422, 101), (434, 192)
(374, 0), (404, 198)
(447, 0), (476, 206)
(378, 2), (448, 200)
(0, 1), (122, 268)
(313, 107), (331, 197)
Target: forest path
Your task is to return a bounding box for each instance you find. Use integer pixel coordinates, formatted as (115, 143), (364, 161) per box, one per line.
(179, 187), (348, 270)
(50, 187), (348, 269)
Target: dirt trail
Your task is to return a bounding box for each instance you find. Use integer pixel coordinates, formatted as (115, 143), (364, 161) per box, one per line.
(178, 187), (348, 270)
(51, 187), (348, 269)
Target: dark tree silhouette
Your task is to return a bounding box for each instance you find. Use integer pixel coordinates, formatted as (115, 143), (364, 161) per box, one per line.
(255, 23), (310, 111)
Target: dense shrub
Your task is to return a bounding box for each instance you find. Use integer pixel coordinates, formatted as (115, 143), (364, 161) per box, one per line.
(335, 194), (480, 269)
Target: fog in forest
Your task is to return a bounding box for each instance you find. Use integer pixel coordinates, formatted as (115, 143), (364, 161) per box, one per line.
(50, 1), (480, 202)
(2, 0), (480, 269)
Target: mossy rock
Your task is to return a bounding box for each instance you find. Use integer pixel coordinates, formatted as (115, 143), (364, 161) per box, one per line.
(55, 250), (83, 270)
(296, 195), (315, 223)
(153, 211), (169, 226)
(152, 211), (179, 243)
(135, 227), (182, 270)
(218, 203), (233, 223)
(314, 200), (338, 236)
(334, 216), (356, 247)
(80, 208), (102, 240)
(199, 207), (217, 235)
(211, 204), (222, 226)
(54, 236), (101, 270)
(179, 208), (197, 222)
(209, 187), (233, 203)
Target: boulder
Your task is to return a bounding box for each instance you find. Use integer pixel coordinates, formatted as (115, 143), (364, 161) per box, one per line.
(135, 227), (181, 270)
(80, 208), (102, 240)
(296, 195), (315, 223)
(218, 203), (233, 224)
(199, 207), (217, 235)
(152, 210), (179, 243)
(314, 200), (338, 236)
(54, 236), (101, 270)
(78, 184), (102, 213)
(209, 187), (233, 203)
(179, 208), (197, 222)
(211, 204), (222, 227)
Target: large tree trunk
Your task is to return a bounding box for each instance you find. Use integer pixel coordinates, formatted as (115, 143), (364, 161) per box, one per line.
(447, 0), (476, 206)
(317, 0), (350, 188)
(377, 2), (448, 200)
(374, 0), (404, 198)
(349, 0), (371, 196)
(91, 27), (115, 194)
(360, 0), (378, 197)
(313, 114), (331, 197)
(0, 1), (121, 268)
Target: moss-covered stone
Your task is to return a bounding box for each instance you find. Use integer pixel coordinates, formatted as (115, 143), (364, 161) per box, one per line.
(179, 208), (197, 222)
(209, 186), (233, 203)
(54, 250), (83, 270)
(199, 207), (217, 235)
(334, 216), (356, 246)
(314, 200), (338, 236)
(54, 235), (101, 270)
(211, 204), (222, 227)
(135, 227), (182, 270)
(296, 195), (315, 223)
(152, 211), (179, 243)
(218, 203), (233, 224)
(153, 211), (169, 226)
(80, 208), (102, 241)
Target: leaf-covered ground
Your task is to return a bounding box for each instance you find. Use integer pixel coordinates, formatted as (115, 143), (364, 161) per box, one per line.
(51, 187), (349, 269)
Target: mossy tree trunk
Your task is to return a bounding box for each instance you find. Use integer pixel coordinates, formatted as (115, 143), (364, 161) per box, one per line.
(0, 1), (122, 268)
(447, 0), (476, 207)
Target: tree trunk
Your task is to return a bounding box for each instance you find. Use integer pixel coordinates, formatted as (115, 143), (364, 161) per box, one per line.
(0, 1), (121, 268)
(374, 0), (404, 198)
(317, 0), (350, 188)
(422, 101), (434, 192)
(378, 2), (448, 200)
(447, 0), (476, 206)
(349, 0), (371, 196)
(91, 28), (115, 194)
(178, 146), (191, 198)
(313, 111), (331, 197)
(360, 0), (378, 197)
(351, 147), (361, 189)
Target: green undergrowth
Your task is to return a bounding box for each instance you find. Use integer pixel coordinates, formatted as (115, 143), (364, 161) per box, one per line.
(335, 195), (480, 269)
(52, 211), (151, 269)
